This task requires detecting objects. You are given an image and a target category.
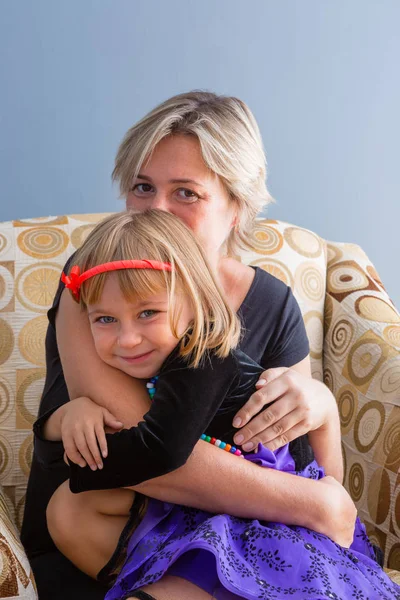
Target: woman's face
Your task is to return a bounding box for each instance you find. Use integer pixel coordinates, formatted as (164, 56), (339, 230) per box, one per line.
(126, 135), (237, 262)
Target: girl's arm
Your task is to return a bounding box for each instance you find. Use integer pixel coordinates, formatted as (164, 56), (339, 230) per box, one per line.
(56, 291), (351, 533)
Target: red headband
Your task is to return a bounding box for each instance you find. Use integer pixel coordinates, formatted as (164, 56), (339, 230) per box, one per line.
(61, 259), (173, 301)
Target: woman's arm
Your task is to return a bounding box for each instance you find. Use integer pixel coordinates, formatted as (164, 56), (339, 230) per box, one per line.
(56, 290), (349, 532)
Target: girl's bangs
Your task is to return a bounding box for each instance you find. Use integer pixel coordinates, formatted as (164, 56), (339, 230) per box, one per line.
(80, 267), (172, 306)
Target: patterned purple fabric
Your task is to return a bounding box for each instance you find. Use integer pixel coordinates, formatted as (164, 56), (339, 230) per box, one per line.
(106, 445), (400, 600)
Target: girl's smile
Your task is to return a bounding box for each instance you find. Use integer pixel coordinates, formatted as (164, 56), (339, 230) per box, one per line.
(87, 273), (193, 380)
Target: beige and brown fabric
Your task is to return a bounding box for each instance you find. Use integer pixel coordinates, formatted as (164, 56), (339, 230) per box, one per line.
(0, 485), (36, 598)
(0, 213), (399, 587)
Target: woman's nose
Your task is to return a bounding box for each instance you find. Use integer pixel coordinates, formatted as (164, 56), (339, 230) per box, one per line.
(147, 193), (170, 212)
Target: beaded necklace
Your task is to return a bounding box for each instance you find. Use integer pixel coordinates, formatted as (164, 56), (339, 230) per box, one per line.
(147, 376), (243, 457)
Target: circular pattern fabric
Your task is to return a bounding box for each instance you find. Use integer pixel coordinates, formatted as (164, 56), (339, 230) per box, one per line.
(367, 265), (384, 289)
(16, 369), (46, 426)
(388, 543), (400, 571)
(0, 377), (12, 426)
(324, 294), (333, 334)
(295, 262), (324, 304)
(0, 320), (14, 366)
(348, 461), (365, 503)
(379, 361), (400, 395)
(0, 233), (11, 258)
(326, 244), (343, 266)
(383, 325), (400, 348)
(382, 418), (400, 469)
(392, 484), (400, 539)
(15, 262), (61, 313)
(329, 316), (355, 362)
(367, 467), (391, 526)
(19, 434), (33, 477)
(323, 365), (335, 394)
(354, 400), (386, 454)
(337, 385), (358, 434)
(18, 316), (47, 366)
(327, 261), (370, 296)
(17, 227), (69, 259)
(283, 227), (323, 258)
(250, 258), (294, 288)
(0, 435), (13, 479)
(346, 335), (386, 388)
(355, 295), (400, 324)
(71, 224), (97, 250)
(303, 311), (323, 359)
(0, 266), (13, 312)
(249, 222), (283, 255)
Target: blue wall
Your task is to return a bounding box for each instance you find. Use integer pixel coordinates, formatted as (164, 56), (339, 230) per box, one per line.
(1, 0), (399, 306)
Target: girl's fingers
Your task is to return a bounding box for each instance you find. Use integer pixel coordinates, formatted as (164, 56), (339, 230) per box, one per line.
(103, 409), (123, 430)
(264, 420), (308, 452)
(63, 435), (87, 468)
(83, 427), (103, 469)
(74, 431), (98, 470)
(232, 373), (291, 429)
(95, 421), (108, 460)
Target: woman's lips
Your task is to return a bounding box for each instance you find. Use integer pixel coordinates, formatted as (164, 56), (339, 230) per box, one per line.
(119, 350), (154, 363)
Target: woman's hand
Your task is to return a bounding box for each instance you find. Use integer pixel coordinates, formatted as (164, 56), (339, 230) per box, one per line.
(232, 367), (337, 452)
(60, 397), (123, 470)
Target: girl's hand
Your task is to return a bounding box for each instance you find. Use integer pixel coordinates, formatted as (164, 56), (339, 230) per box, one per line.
(232, 367), (337, 451)
(60, 397), (123, 470)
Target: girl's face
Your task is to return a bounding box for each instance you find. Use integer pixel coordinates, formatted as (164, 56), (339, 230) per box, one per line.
(87, 274), (193, 379)
(126, 135), (237, 264)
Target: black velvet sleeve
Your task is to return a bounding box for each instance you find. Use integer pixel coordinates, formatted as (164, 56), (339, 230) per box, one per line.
(69, 349), (240, 492)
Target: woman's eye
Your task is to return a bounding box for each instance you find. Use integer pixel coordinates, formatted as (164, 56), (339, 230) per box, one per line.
(132, 183), (154, 195)
(176, 188), (199, 202)
(97, 316), (116, 324)
(139, 309), (157, 319)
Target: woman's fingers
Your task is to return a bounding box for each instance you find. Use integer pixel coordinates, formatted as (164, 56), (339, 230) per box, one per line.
(232, 368), (290, 428)
(243, 412), (307, 452)
(233, 375), (292, 444)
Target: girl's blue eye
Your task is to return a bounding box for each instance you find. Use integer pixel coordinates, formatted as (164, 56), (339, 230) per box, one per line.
(97, 316), (116, 324)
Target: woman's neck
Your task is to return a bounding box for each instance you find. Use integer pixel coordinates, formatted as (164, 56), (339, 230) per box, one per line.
(217, 257), (255, 313)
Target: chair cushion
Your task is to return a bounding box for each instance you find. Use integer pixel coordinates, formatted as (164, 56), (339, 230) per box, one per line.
(0, 484), (37, 598)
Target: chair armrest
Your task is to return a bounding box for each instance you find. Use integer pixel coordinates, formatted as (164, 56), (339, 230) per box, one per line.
(0, 486), (37, 598)
(324, 241), (400, 569)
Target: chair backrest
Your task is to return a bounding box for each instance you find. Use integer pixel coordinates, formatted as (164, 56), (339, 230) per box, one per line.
(0, 213), (399, 571)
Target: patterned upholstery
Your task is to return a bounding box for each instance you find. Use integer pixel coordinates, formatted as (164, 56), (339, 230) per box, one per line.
(0, 213), (398, 591)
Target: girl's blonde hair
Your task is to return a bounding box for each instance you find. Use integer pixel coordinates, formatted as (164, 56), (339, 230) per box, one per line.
(113, 91), (274, 255)
(70, 210), (241, 367)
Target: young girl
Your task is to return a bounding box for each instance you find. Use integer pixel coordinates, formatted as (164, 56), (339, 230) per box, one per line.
(46, 210), (399, 600)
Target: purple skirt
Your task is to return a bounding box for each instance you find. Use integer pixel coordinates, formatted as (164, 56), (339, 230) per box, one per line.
(106, 445), (400, 600)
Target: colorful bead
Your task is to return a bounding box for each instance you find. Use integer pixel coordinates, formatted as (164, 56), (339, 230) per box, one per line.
(147, 376), (242, 457)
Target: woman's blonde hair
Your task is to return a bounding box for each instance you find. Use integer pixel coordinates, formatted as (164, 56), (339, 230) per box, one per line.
(70, 210), (241, 367)
(113, 91), (274, 255)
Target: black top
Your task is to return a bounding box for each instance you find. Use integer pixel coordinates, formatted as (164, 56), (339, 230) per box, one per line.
(67, 346), (313, 493)
(21, 261), (310, 559)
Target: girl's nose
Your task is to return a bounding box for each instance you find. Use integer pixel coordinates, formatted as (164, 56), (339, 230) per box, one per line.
(117, 326), (142, 348)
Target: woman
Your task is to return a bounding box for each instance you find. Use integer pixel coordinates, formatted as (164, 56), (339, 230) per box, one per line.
(22, 91), (354, 600)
